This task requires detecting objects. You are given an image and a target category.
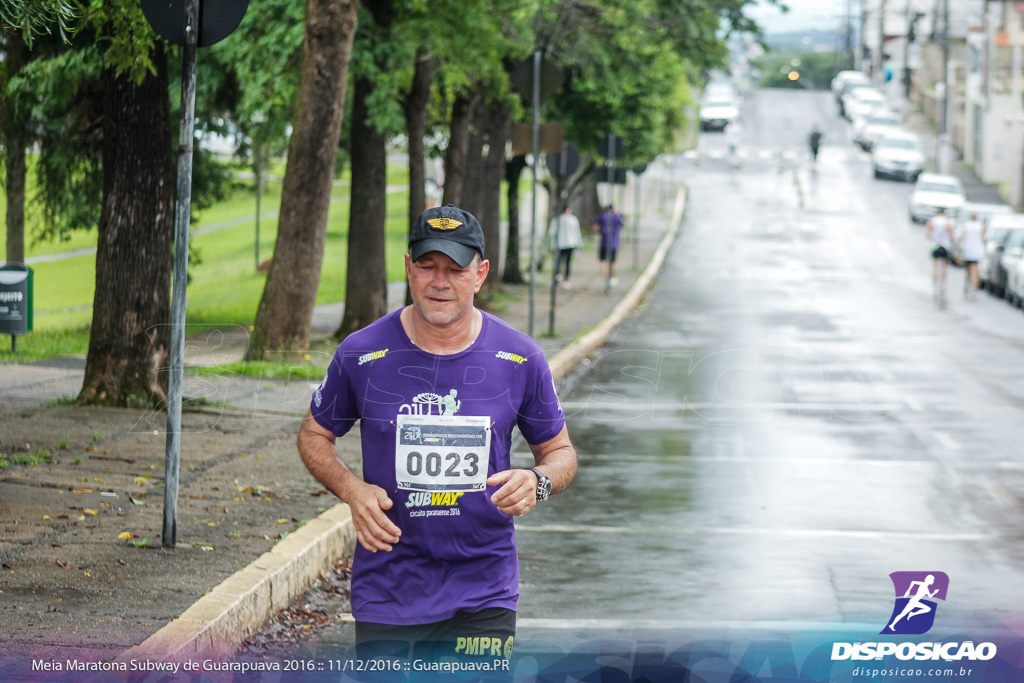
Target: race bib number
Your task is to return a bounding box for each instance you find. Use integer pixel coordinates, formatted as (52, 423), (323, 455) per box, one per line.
(395, 414), (491, 492)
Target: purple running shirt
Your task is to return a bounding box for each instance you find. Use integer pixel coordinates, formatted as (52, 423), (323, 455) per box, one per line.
(596, 211), (624, 251)
(310, 309), (565, 625)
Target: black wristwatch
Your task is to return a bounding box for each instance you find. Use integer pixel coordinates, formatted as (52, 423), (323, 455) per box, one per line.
(527, 467), (551, 502)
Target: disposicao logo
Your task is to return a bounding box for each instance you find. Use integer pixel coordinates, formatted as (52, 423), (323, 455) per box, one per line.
(881, 571), (949, 635)
(831, 571), (997, 663)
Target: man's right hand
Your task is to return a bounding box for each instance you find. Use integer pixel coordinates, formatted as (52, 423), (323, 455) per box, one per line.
(346, 481), (402, 553)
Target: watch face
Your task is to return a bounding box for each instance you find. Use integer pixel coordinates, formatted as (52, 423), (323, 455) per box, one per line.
(536, 474), (552, 501)
(530, 468), (551, 501)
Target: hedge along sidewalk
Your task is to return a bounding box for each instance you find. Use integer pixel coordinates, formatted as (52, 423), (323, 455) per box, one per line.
(116, 184), (689, 664)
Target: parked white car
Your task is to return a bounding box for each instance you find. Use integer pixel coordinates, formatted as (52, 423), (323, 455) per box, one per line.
(998, 227), (1024, 305)
(854, 110), (902, 151)
(843, 88), (887, 124)
(832, 70), (871, 104)
(979, 215), (1024, 289)
(908, 173), (965, 223)
(872, 130), (925, 181)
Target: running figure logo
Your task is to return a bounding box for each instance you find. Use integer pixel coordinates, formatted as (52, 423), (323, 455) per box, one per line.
(881, 571), (949, 635)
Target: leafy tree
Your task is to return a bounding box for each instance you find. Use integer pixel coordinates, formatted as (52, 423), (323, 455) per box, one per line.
(1, 29), (30, 263)
(245, 0), (359, 360)
(335, 0), (403, 339)
(197, 0), (305, 221)
(0, 0), (75, 46)
(752, 50), (839, 90)
(77, 1), (176, 406)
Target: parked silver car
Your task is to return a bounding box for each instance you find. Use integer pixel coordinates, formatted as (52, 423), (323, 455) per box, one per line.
(854, 110), (902, 151)
(996, 227), (1024, 303)
(979, 214), (1024, 293)
(908, 173), (965, 223)
(872, 130), (925, 181)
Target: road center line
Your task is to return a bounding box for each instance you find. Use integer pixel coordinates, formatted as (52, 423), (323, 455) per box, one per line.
(559, 401), (903, 413)
(319, 613), (985, 635)
(517, 524), (994, 542)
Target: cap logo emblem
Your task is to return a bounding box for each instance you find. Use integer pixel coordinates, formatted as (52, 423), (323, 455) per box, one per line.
(427, 217), (463, 231)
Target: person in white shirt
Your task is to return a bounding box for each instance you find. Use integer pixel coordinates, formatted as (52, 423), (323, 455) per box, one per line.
(926, 209), (954, 303)
(550, 206), (583, 289)
(957, 212), (986, 300)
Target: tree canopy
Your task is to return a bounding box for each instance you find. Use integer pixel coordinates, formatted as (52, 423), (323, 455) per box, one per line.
(4, 0), (769, 370)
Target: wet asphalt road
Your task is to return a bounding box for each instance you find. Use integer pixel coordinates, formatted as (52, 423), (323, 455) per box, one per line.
(247, 89), (1024, 666)
(515, 88), (1024, 652)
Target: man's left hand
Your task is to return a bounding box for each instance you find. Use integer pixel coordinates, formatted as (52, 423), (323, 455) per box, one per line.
(487, 469), (537, 516)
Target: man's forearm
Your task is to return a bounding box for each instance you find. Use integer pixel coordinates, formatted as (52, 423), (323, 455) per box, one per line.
(534, 445), (577, 496)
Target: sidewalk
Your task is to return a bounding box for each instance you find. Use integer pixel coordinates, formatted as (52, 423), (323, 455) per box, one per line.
(0, 184), (686, 676)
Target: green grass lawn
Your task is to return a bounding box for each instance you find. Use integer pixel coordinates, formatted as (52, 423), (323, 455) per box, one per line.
(1, 160), (413, 360)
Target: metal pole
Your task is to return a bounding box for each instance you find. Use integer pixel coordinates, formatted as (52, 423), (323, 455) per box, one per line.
(938, 0), (951, 173)
(633, 174), (640, 272)
(878, 0), (887, 88)
(528, 49), (540, 338)
(163, 0), (200, 548)
(254, 146), (261, 272)
(607, 134), (616, 209)
(548, 142), (568, 338)
(903, 0), (911, 101)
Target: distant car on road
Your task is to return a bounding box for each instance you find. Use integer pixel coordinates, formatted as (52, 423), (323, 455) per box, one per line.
(908, 173), (965, 223)
(950, 202), (1014, 266)
(705, 81), (737, 101)
(854, 110), (902, 151)
(700, 98), (740, 132)
(872, 130), (925, 181)
(979, 215), (1024, 291)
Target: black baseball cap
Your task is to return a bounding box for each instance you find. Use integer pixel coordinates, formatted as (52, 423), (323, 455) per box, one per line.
(409, 205), (485, 268)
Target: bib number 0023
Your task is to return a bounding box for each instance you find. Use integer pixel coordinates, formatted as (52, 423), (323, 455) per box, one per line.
(395, 414), (491, 492)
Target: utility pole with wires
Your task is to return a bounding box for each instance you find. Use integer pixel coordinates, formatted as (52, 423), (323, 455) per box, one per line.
(938, 0), (951, 173)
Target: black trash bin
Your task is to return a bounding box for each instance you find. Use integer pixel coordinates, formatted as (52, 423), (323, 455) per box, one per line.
(0, 262), (34, 351)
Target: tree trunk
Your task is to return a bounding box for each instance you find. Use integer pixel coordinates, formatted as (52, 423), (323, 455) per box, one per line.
(335, 76), (388, 337)
(481, 98), (510, 296)
(246, 0), (359, 360)
(405, 47), (433, 231)
(2, 31), (29, 264)
(441, 88), (480, 207)
(502, 155), (527, 284)
(335, 0), (393, 339)
(460, 87), (487, 219)
(77, 45), (174, 407)
(403, 48), (434, 307)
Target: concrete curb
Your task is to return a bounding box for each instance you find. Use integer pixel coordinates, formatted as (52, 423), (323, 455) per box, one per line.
(117, 505), (356, 662)
(116, 185), (688, 662)
(548, 186), (688, 381)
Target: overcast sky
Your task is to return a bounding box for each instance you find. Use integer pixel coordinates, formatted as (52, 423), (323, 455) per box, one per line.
(746, 0), (847, 33)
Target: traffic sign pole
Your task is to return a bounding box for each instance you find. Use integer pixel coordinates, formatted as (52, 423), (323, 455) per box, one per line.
(529, 49), (540, 338)
(163, 0), (200, 548)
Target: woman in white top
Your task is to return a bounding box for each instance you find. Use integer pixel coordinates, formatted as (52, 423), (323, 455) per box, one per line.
(926, 209), (954, 302)
(550, 207), (583, 288)
(958, 212), (986, 299)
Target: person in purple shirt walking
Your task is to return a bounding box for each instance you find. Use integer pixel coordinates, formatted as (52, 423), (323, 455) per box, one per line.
(593, 204), (625, 292)
(297, 204), (578, 663)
